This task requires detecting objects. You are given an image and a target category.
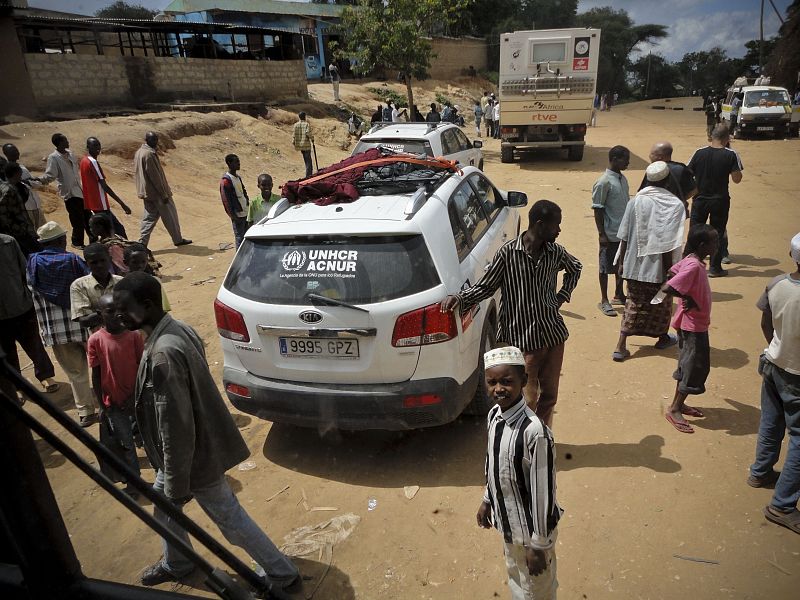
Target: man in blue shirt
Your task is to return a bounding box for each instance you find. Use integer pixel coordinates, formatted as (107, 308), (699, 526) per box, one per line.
(591, 145), (630, 316)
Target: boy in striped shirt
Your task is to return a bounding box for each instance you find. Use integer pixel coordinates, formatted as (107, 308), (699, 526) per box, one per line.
(478, 346), (561, 600)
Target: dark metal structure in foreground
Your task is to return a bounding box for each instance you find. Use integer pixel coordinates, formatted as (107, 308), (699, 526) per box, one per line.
(0, 350), (288, 600)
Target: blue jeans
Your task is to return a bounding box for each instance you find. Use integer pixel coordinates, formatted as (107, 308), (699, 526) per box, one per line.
(106, 405), (140, 478)
(231, 216), (248, 249)
(750, 357), (800, 511)
(152, 471), (298, 584)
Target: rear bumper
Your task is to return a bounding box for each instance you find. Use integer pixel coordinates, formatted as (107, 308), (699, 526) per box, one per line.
(501, 140), (584, 148)
(223, 367), (478, 430)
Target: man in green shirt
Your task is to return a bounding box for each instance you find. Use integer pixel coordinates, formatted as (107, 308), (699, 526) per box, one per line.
(247, 174), (280, 226)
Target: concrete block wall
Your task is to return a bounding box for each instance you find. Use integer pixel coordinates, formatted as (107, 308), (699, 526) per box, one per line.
(23, 53), (307, 114)
(25, 53), (133, 110)
(429, 37), (488, 80)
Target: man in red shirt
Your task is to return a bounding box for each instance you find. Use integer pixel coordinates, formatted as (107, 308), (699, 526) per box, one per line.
(80, 137), (131, 239)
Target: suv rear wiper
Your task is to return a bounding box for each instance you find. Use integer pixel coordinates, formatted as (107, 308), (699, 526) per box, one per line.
(306, 293), (369, 313)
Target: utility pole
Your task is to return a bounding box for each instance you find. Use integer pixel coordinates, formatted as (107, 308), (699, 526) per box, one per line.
(645, 50), (652, 98)
(759, 0), (765, 75)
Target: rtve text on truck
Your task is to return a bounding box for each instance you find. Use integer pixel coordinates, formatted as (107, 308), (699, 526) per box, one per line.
(499, 28), (601, 163)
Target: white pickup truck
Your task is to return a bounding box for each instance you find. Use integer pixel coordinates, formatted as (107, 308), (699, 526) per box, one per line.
(498, 28), (601, 163)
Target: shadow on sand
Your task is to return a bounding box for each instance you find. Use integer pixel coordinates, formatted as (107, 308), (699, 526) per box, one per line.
(557, 434), (681, 473)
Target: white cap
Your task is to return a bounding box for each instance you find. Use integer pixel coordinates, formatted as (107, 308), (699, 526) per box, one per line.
(791, 232), (800, 263)
(484, 346), (525, 370)
(646, 161), (670, 182)
(37, 221), (67, 242)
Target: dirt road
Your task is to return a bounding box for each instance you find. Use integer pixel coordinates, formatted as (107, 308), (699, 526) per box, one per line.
(5, 81), (800, 599)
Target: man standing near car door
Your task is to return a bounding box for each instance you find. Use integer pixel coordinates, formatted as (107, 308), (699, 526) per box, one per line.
(134, 132), (191, 249)
(441, 200), (582, 429)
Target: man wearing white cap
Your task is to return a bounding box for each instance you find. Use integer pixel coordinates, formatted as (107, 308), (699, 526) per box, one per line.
(750, 233), (800, 534)
(612, 161), (685, 361)
(478, 346), (561, 599)
(27, 221), (98, 426)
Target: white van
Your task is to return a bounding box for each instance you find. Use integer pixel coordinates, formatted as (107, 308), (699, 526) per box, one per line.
(721, 83), (792, 139)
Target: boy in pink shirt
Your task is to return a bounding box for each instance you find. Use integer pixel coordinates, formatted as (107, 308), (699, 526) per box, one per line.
(87, 293), (144, 492)
(659, 225), (719, 433)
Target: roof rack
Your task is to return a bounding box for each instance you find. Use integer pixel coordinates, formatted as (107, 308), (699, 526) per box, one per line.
(262, 197), (291, 223)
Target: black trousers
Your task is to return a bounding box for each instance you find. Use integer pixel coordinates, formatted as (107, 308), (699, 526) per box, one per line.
(301, 150), (313, 178)
(690, 195), (730, 271)
(65, 196), (94, 246)
(0, 307), (55, 383)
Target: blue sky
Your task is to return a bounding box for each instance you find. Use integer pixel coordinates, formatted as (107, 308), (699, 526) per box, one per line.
(31, 0), (793, 61)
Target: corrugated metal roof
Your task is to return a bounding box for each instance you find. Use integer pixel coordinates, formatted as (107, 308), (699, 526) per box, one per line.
(163, 0), (345, 19)
(13, 14), (302, 35)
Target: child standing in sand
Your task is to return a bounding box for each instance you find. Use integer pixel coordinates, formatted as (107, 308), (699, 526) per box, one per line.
(661, 225), (719, 434)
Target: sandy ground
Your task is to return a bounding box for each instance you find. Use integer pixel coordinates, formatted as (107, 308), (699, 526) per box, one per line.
(4, 80), (800, 599)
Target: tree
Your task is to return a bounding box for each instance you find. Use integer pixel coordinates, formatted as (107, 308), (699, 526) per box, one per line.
(677, 48), (743, 96)
(766, 0), (800, 90)
(575, 7), (667, 97)
(94, 1), (157, 19)
(335, 0), (471, 110)
(629, 53), (679, 99)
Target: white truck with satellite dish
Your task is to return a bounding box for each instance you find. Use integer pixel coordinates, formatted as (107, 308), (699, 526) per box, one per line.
(498, 28), (601, 163)
(721, 76), (793, 139)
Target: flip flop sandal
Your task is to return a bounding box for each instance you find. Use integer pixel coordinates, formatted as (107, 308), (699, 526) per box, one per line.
(43, 382), (60, 393)
(665, 413), (694, 433)
(654, 333), (678, 350)
(681, 405), (704, 418)
(612, 349), (631, 362)
(763, 506), (800, 534)
(611, 297), (626, 306)
(598, 301), (617, 317)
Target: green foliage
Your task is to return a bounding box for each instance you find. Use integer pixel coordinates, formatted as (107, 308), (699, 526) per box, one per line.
(94, 1), (157, 19)
(336, 0), (471, 109)
(367, 87), (408, 108)
(435, 92), (452, 107)
(575, 7), (667, 95)
(464, 0), (578, 37)
(629, 53), (681, 99)
(675, 48), (745, 96)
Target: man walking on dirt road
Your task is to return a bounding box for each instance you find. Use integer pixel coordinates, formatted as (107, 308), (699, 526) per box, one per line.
(134, 132), (191, 249)
(292, 112), (314, 178)
(750, 232), (800, 535)
(113, 272), (302, 592)
(687, 124), (743, 277)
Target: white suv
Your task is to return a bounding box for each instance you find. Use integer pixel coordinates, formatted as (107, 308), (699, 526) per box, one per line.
(354, 122), (484, 171)
(214, 163), (526, 430)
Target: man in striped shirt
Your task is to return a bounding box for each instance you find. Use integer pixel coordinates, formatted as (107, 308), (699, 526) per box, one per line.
(441, 200), (582, 427)
(477, 346), (561, 600)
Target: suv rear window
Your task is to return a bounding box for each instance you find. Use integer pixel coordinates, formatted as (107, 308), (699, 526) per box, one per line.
(225, 235), (441, 305)
(354, 139), (433, 156)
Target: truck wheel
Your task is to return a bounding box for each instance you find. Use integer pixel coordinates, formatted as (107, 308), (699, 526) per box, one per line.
(501, 146), (513, 163)
(464, 319), (497, 416)
(567, 145), (584, 161)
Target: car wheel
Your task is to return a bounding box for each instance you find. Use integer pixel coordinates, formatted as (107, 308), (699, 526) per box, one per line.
(500, 146), (513, 163)
(567, 145), (584, 161)
(464, 318), (497, 416)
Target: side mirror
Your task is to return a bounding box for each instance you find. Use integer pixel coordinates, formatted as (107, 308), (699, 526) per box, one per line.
(506, 191), (528, 207)
(472, 140), (483, 148)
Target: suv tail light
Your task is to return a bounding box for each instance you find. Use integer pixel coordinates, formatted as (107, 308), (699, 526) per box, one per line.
(214, 299), (250, 342)
(392, 303), (457, 347)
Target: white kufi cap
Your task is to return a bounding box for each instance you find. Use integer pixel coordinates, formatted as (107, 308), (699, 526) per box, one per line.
(791, 232), (800, 263)
(645, 160), (670, 182)
(484, 346), (526, 370)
